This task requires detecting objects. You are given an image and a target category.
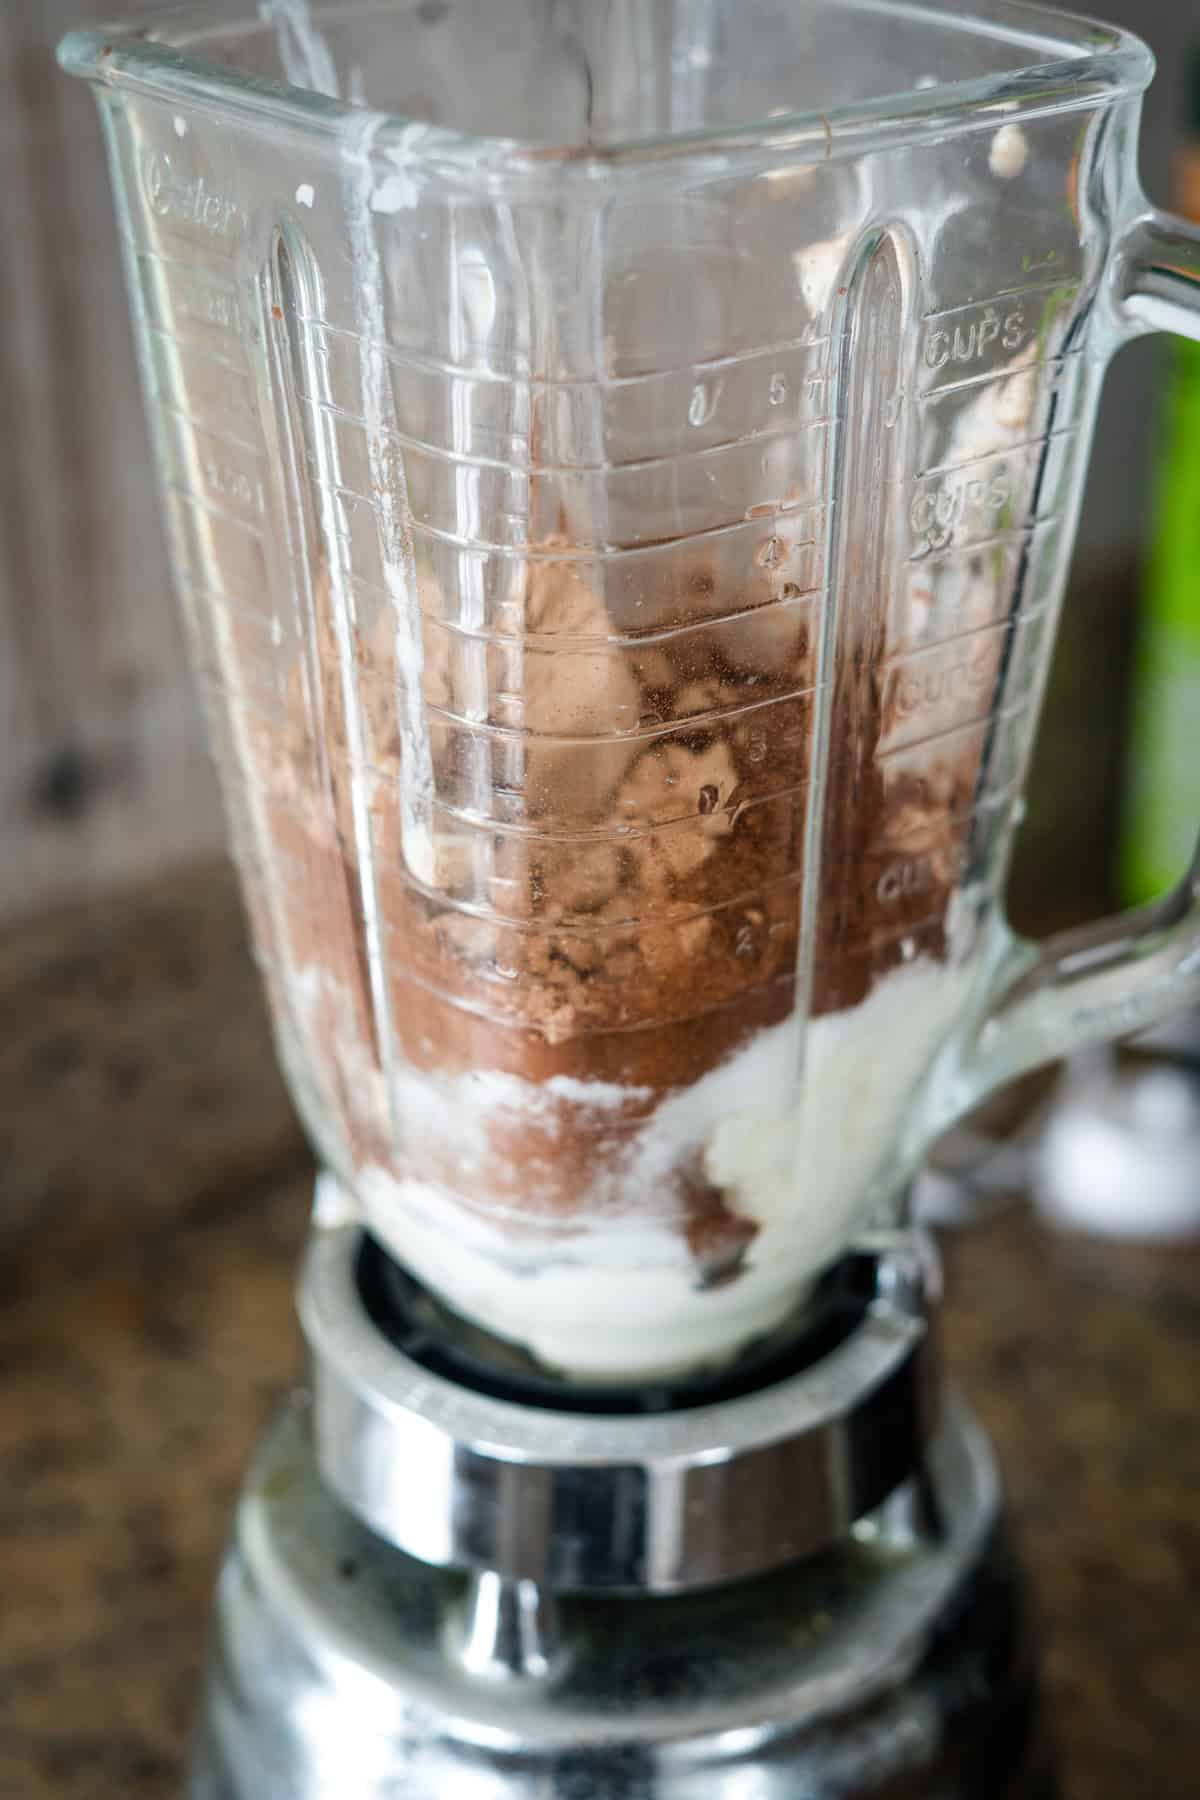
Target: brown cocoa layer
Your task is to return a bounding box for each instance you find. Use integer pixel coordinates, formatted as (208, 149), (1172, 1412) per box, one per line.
(225, 543), (984, 1284)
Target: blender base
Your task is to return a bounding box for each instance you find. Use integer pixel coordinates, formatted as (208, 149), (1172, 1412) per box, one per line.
(189, 1229), (1055, 1800)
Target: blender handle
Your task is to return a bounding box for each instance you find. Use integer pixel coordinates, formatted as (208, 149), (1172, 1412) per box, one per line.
(948, 206), (1200, 1114)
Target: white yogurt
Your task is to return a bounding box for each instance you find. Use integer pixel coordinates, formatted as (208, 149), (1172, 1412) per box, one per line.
(342, 952), (978, 1381)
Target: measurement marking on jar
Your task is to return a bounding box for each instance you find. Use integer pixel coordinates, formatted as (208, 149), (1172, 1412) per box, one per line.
(307, 312), (832, 391)
(866, 904), (990, 961)
(157, 401), (264, 460)
(423, 588), (823, 652)
(346, 563), (827, 630)
(173, 281), (243, 335)
(423, 783), (811, 842)
(917, 281), (1080, 395)
(385, 869), (808, 941)
(919, 277), (1080, 326)
(923, 303), (1027, 370)
(688, 379), (723, 426)
(145, 322), (251, 382)
(301, 390), (833, 477)
(1020, 249), (1068, 276)
(908, 467), (1013, 555)
(884, 650), (999, 723)
(305, 471), (830, 561)
(200, 457), (266, 516)
(179, 578), (289, 637)
(881, 598), (1050, 665)
(198, 656), (292, 704)
(916, 346), (1082, 409)
(825, 807), (979, 870)
(424, 684), (818, 741)
(905, 434), (1076, 559)
(127, 237), (240, 285)
(918, 425), (1076, 481)
(397, 511), (827, 558)
(166, 479), (266, 536)
(899, 515), (1063, 575)
(879, 613), (1016, 670)
(133, 250), (243, 332)
(145, 367), (260, 444)
(876, 701), (1032, 765)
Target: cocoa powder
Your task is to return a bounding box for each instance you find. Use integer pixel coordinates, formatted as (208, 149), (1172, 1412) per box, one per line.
(238, 539), (976, 1284)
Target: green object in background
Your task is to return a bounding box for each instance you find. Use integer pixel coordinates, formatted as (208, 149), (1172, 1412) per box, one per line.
(1121, 333), (1200, 904)
(1121, 47), (1200, 906)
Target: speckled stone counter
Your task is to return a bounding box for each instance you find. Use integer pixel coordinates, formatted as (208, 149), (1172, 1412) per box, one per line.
(1, 862), (1197, 1798)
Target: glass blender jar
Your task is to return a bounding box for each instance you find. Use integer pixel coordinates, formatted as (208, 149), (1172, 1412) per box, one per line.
(61, 3), (1200, 1795)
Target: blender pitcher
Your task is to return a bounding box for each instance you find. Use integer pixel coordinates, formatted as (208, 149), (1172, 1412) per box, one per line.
(61, 0), (1200, 1388)
(59, 5), (1200, 1797)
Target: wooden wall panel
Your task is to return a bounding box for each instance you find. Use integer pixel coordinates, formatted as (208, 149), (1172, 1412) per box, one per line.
(0, 0), (222, 924)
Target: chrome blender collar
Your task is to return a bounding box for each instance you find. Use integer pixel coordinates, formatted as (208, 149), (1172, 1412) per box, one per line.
(300, 1214), (937, 1594)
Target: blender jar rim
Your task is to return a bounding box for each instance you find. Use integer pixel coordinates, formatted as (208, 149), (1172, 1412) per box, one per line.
(59, 0), (1154, 185)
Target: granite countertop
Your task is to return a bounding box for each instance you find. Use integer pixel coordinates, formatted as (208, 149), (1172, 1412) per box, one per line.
(1, 861), (1197, 1798)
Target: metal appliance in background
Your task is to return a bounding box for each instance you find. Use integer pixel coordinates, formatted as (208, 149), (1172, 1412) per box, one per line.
(62, 4), (1200, 1794)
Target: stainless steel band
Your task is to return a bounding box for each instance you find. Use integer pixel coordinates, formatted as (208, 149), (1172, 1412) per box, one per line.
(299, 1222), (939, 1594)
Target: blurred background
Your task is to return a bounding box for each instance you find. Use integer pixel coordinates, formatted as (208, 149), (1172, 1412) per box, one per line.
(1, 6), (1197, 1799)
